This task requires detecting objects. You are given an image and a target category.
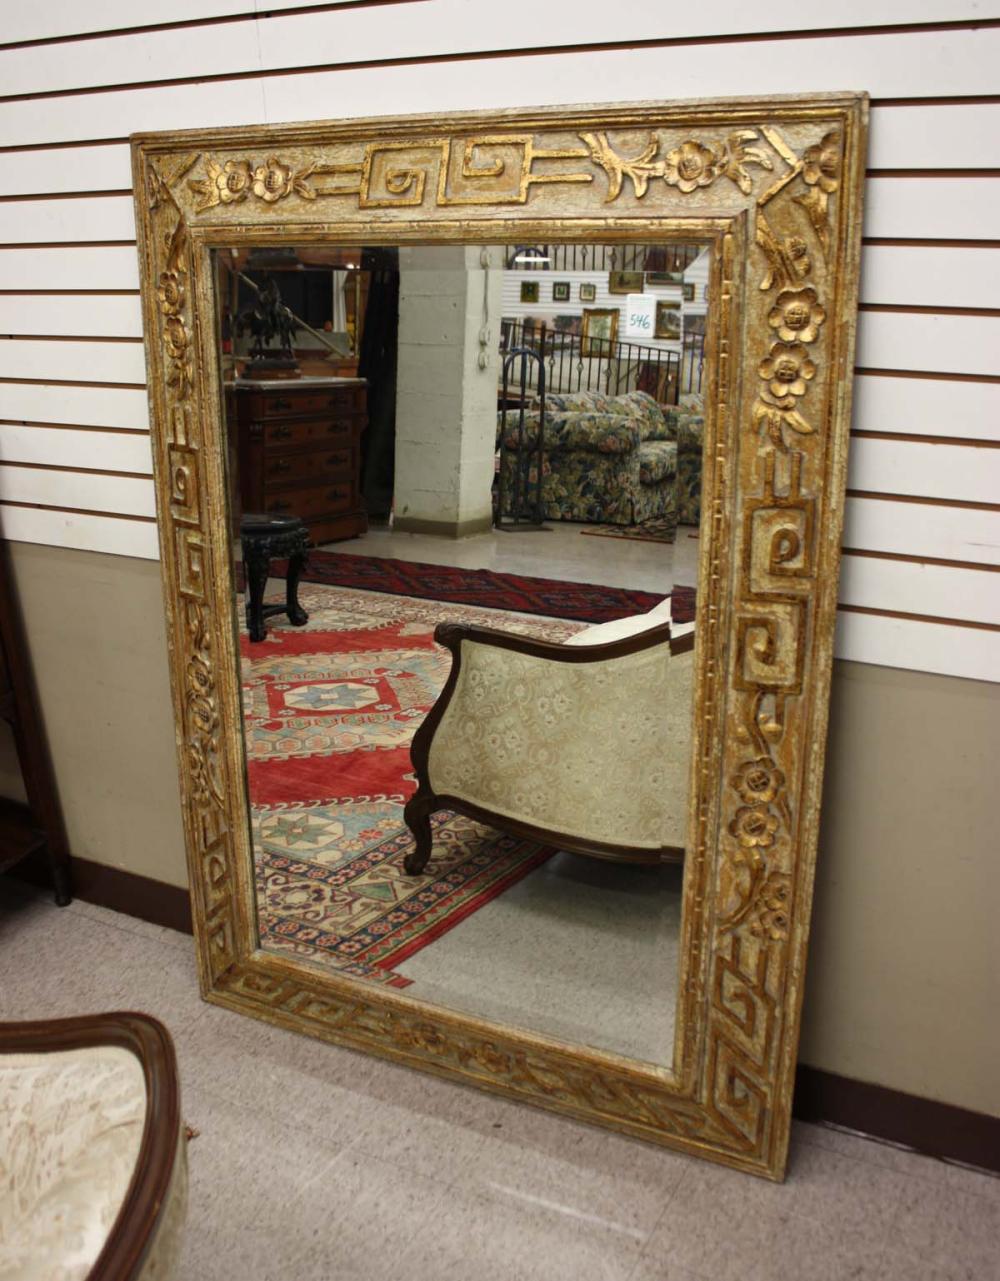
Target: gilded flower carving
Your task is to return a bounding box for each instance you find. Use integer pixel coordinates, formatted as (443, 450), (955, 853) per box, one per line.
(758, 342), (816, 407)
(731, 758), (785, 806)
(583, 127), (772, 201)
(803, 131), (841, 194)
(792, 130), (842, 257)
(252, 156), (293, 203)
(750, 874), (792, 943)
(767, 288), (826, 345)
(215, 160), (253, 203)
(729, 805), (779, 850)
(400, 1024), (448, 1055)
(163, 315), (189, 360)
(157, 270), (185, 316)
(664, 141), (722, 193)
(472, 1043), (511, 1075)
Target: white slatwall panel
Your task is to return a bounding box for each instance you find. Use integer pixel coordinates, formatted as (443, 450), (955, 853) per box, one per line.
(0, 340), (146, 384)
(6, 3), (999, 88)
(0, 506), (159, 558)
(835, 613), (1000, 684)
(0, 295), (144, 339)
(839, 559), (1000, 625)
(857, 313), (999, 378)
(843, 499), (1000, 567)
(0, 425), (153, 472)
(0, 384), (149, 430)
(852, 376), (1000, 444)
(7, 28), (1000, 147)
(859, 247), (1000, 310)
(0, 466), (156, 517)
(0, 247), (140, 291)
(1, 4), (997, 682)
(848, 440), (1000, 504)
(3, 145), (134, 198)
(5, 0), (988, 46)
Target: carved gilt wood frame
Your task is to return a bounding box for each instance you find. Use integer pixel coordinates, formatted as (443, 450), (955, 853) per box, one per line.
(131, 93), (867, 1181)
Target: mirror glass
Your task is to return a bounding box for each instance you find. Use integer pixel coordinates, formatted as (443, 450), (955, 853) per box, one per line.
(214, 240), (708, 1070)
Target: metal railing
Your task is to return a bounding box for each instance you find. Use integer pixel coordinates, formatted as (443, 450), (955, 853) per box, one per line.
(504, 244), (704, 274)
(499, 319), (686, 404)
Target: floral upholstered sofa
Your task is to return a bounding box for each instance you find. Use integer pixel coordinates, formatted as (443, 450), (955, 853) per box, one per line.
(498, 389), (684, 537)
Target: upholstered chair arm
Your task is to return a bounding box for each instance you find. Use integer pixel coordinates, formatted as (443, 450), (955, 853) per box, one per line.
(413, 620), (684, 851)
(0, 1012), (187, 1280)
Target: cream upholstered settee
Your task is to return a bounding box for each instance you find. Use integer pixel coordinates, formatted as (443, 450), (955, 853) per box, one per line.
(403, 599), (695, 874)
(0, 1012), (187, 1280)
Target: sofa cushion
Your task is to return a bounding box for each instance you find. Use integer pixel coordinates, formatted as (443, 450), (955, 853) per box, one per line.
(498, 410), (641, 456)
(607, 390), (674, 442)
(638, 440), (678, 485)
(564, 597), (673, 647)
(542, 390), (612, 414)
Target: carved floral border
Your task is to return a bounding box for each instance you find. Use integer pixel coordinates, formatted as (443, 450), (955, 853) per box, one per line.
(132, 96), (866, 1180)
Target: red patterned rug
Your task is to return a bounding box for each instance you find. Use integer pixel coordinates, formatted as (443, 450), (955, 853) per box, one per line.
(264, 549), (695, 623)
(244, 582), (582, 988)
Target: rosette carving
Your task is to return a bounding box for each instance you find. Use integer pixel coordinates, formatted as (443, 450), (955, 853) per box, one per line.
(581, 128), (774, 201)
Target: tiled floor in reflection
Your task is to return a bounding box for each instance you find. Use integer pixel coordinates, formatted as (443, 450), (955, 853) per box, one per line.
(2, 880), (997, 1281)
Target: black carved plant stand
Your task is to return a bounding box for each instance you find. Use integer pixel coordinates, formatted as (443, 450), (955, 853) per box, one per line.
(240, 513), (310, 643)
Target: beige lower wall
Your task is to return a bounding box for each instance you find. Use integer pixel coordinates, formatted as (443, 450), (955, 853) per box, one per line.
(2, 543), (997, 1116)
(799, 660), (1000, 1117)
(3, 542), (188, 888)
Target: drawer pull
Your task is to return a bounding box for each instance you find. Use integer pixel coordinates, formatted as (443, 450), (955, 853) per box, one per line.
(271, 459), (292, 473)
(272, 425), (292, 440)
(327, 488), (345, 500)
(326, 453), (347, 466)
(269, 500), (291, 512)
(272, 397), (293, 411)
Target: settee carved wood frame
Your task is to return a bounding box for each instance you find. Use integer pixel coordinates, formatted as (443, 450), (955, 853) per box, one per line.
(131, 92), (867, 1181)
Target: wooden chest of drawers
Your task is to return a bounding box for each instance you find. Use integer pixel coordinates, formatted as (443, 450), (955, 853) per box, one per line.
(227, 376), (368, 545)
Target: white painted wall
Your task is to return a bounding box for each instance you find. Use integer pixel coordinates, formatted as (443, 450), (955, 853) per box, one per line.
(0, 2), (997, 680)
(394, 246), (502, 531)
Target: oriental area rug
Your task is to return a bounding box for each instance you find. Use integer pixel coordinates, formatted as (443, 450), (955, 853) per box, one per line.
(241, 574), (693, 988)
(267, 549), (692, 623)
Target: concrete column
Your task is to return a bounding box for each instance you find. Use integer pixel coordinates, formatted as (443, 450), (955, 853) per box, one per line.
(393, 245), (502, 536)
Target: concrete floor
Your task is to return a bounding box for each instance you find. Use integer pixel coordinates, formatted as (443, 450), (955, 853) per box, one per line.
(2, 880), (997, 1281)
(325, 518), (701, 595)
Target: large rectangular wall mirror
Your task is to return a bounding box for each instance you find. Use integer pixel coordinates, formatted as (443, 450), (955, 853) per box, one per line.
(132, 94), (867, 1181)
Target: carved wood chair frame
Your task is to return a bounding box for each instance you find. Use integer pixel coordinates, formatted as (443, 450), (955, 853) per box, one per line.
(131, 92), (867, 1181)
(402, 621), (695, 875)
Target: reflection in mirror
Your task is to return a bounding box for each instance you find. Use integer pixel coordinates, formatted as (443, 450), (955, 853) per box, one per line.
(216, 241), (708, 1069)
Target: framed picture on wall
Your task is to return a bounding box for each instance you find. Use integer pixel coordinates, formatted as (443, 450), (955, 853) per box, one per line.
(684, 312), (708, 339)
(646, 270), (683, 285)
(552, 281), (570, 302)
(682, 282), (696, 302)
(581, 307), (619, 356)
(579, 282), (597, 302)
(703, 283), (710, 301)
(655, 301), (681, 340)
(608, 270), (643, 294)
(520, 281), (539, 303)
